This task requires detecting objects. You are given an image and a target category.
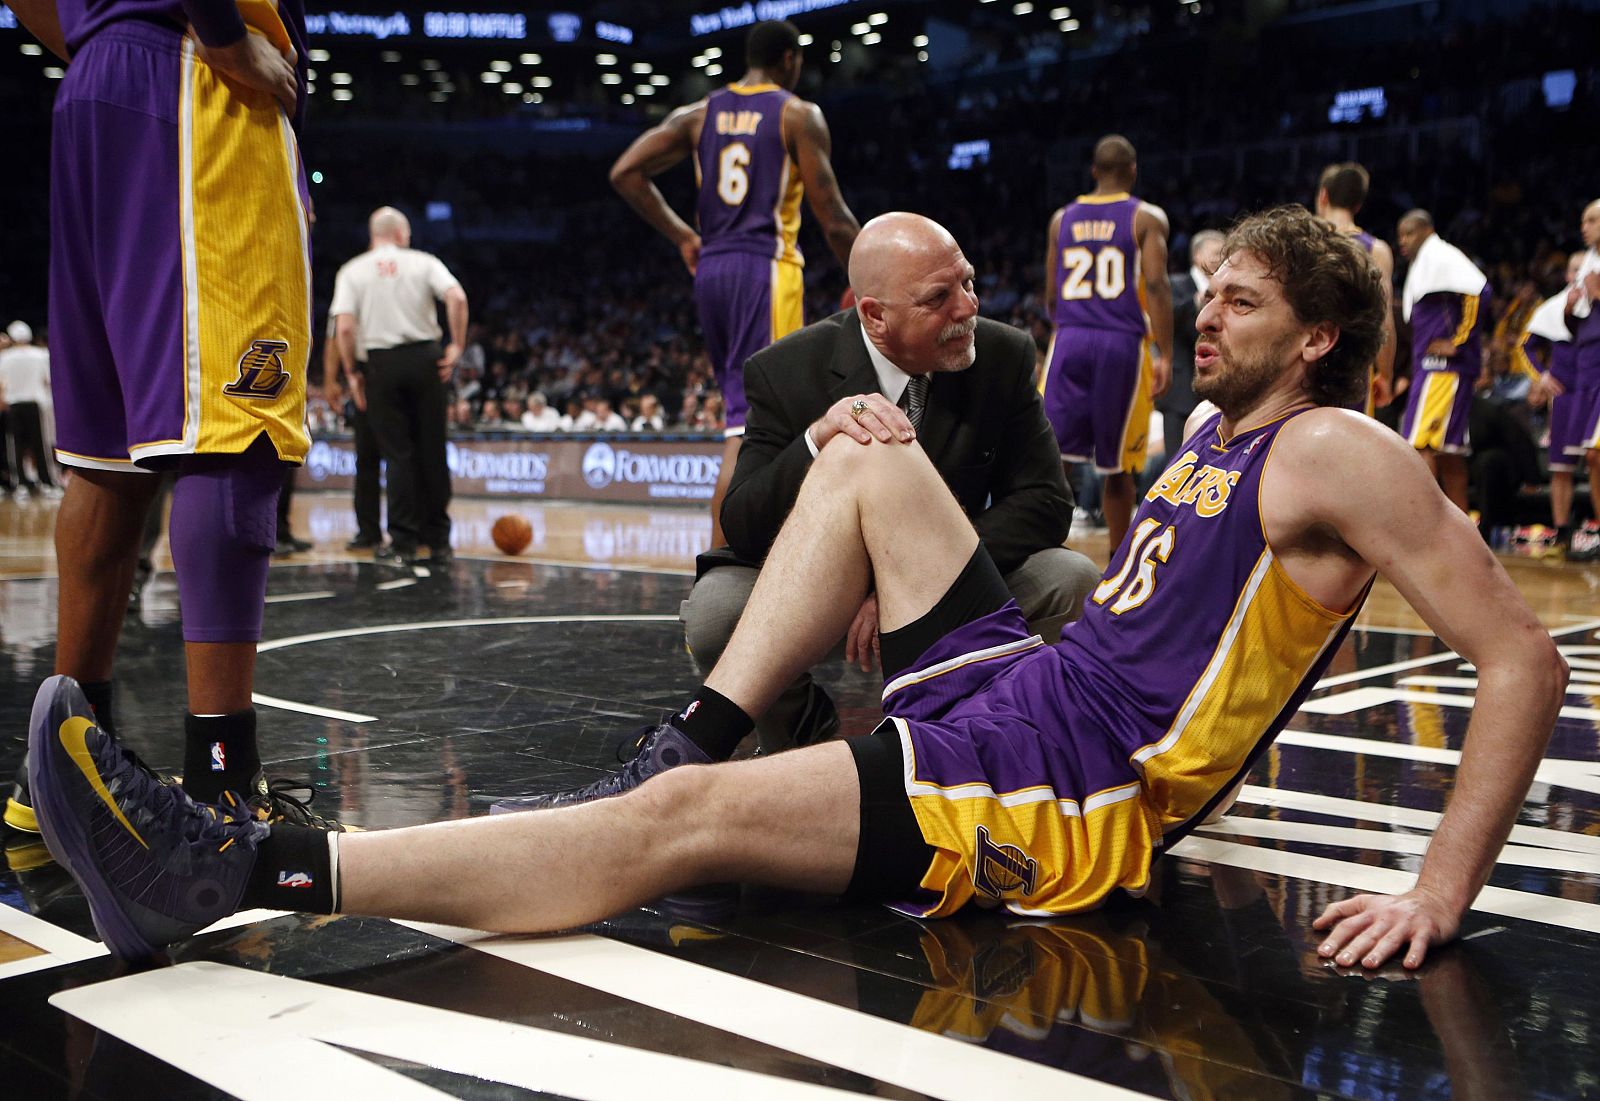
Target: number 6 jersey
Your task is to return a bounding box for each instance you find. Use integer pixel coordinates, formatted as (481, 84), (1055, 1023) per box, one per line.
(694, 83), (804, 266)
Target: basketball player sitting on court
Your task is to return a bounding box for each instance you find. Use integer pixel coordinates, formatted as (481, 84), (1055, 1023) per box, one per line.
(27, 206), (1565, 972)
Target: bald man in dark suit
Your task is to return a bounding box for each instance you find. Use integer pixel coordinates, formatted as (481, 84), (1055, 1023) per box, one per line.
(684, 213), (1100, 753)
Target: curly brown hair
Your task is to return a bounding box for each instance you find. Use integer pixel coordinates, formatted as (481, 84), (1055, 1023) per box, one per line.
(1223, 205), (1388, 407)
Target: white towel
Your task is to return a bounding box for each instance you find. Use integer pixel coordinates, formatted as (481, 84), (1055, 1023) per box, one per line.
(1401, 233), (1487, 321)
(1526, 291), (1572, 343)
(1569, 247), (1600, 321)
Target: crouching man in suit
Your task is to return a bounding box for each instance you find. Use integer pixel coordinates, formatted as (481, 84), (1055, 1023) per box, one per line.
(683, 212), (1102, 753)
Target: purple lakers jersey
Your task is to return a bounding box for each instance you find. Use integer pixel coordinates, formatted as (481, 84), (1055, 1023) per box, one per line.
(1052, 193), (1146, 335)
(1349, 230), (1377, 254)
(1055, 407), (1364, 837)
(695, 84), (804, 265)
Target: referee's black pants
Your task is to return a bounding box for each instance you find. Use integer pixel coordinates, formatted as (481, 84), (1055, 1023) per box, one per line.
(7, 402), (54, 489)
(351, 395), (383, 544)
(364, 340), (451, 554)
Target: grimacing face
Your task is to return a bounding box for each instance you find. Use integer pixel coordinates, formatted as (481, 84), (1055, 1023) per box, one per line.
(1192, 251), (1306, 416)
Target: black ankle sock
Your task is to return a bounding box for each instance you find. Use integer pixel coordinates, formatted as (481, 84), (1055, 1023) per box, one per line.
(668, 686), (754, 761)
(239, 823), (338, 914)
(183, 711), (262, 803)
(80, 680), (117, 738)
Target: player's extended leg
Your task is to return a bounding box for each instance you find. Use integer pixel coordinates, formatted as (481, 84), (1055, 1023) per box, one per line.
(28, 673), (864, 955)
(341, 742), (862, 931)
(53, 469), (163, 684)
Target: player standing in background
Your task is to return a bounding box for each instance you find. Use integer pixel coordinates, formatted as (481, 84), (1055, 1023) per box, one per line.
(1041, 135), (1173, 553)
(1519, 252), (1583, 545)
(609, 19), (861, 547)
(1314, 162), (1396, 413)
(1396, 210), (1491, 514)
(4, 0), (346, 841)
(1563, 200), (1600, 560)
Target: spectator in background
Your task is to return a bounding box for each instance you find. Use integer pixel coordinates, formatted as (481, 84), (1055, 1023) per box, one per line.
(521, 392), (561, 432)
(633, 393), (665, 432)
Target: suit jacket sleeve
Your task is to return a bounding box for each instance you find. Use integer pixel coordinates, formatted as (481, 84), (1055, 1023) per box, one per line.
(969, 328), (1074, 574)
(720, 345), (819, 562)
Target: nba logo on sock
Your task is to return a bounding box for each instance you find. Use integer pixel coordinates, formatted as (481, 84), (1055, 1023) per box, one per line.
(210, 742), (227, 772)
(277, 871), (314, 888)
(679, 700), (700, 722)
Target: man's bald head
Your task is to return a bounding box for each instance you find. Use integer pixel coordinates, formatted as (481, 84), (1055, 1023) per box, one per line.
(849, 212), (978, 375)
(1091, 135), (1137, 188)
(369, 206), (411, 246)
(848, 212), (962, 302)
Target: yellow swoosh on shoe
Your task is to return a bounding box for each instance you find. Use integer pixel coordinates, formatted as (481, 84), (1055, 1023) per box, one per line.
(58, 716), (147, 849)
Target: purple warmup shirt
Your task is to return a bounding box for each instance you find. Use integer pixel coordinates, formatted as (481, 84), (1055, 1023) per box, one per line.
(1051, 194), (1146, 336)
(695, 84), (802, 264)
(1409, 287), (1491, 378)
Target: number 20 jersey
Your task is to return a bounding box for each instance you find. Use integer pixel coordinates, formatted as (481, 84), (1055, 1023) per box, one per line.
(695, 84), (804, 265)
(1051, 193), (1146, 335)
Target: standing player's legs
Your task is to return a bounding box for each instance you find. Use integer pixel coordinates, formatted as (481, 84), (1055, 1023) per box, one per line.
(1547, 391), (1577, 531)
(37, 25), (315, 817)
(1400, 368), (1472, 513)
(1041, 327), (1150, 551)
(693, 253), (802, 547)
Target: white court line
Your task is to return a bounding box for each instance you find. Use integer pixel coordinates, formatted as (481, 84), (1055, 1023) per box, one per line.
(252, 616), (680, 722)
(1349, 623), (1440, 636)
(1400, 674), (1600, 699)
(1171, 836), (1600, 934)
(0, 901), (105, 981)
(1275, 730), (1600, 794)
(0, 904), (283, 983)
(1299, 685), (1600, 723)
(1234, 785), (1600, 855)
(1197, 817), (1600, 874)
(1312, 618), (1600, 690)
(404, 924), (1150, 1100)
(376, 577), (417, 591)
(257, 614), (680, 654)
(452, 553), (695, 577)
(54, 961), (861, 1101)
(250, 694), (376, 723)
(263, 590), (337, 604)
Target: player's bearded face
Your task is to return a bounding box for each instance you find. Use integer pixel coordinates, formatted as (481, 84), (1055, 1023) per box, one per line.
(1192, 327), (1298, 415)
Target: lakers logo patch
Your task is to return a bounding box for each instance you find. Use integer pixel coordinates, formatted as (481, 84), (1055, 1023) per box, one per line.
(972, 825), (1038, 900)
(223, 339), (292, 401)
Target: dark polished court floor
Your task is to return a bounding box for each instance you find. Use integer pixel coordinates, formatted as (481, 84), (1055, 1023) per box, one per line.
(3, 548), (1600, 1100)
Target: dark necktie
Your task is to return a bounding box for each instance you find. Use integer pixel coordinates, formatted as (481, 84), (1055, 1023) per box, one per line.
(902, 375), (929, 431)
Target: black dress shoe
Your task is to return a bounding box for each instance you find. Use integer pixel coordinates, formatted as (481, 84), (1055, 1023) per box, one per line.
(426, 547), (454, 566)
(346, 534), (381, 551)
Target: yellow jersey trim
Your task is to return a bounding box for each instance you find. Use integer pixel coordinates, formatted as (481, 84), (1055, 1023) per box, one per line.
(727, 82), (782, 95)
(1073, 192), (1132, 205)
(1450, 292), (1480, 347)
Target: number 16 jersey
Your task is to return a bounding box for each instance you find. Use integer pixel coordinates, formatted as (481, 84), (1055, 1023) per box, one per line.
(695, 84), (803, 265)
(1051, 193), (1146, 335)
